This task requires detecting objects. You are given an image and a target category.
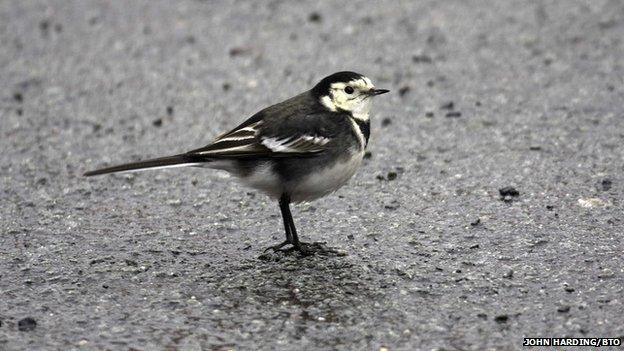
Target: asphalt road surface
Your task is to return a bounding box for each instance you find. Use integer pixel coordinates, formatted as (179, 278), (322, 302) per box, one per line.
(1, 1), (623, 350)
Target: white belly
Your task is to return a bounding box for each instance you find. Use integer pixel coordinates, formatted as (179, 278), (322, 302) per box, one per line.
(287, 150), (365, 203)
(206, 151), (365, 203)
(208, 160), (283, 200)
(239, 161), (283, 199)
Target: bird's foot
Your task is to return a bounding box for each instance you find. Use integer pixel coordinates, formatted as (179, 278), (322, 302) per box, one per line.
(263, 240), (291, 252)
(262, 241), (346, 257)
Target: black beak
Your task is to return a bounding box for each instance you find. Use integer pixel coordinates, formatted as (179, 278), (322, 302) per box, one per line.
(369, 88), (390, 96)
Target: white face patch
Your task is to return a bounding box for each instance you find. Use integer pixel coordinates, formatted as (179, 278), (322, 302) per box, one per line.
(319, 77), (376, 121)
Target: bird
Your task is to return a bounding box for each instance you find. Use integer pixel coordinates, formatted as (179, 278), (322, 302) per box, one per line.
(84, 71), (389, 254)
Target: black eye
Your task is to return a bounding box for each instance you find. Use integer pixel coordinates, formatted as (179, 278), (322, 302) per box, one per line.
(344, 86), (354, 94)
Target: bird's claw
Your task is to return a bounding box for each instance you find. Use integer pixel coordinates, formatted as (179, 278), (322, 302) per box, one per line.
(263, 240), (292, 252)
(262, 241), (346, 257)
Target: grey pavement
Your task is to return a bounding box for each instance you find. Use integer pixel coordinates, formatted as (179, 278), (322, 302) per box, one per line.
(1, 1), (623, 350)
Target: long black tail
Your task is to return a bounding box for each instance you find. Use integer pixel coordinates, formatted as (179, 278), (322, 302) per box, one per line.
(84, 154), (204, 177)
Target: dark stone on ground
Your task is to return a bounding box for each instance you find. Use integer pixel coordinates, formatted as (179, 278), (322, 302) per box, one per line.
(17, 318), (37, 332)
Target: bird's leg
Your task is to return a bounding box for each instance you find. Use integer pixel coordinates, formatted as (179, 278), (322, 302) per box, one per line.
(280, 196), (319, 255)
(282, 198), (346, 256)
(264, 194), (295, 251)
(264, 194), (343, 256)
(283, 196), (301, 249)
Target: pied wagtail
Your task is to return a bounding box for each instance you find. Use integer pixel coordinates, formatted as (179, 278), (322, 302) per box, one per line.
(85, 71), (389, 253)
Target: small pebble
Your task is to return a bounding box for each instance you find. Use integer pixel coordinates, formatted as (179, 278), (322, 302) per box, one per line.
(39, 20), (50, 34)
(494, 315), (509, 323)
(557, 305), (571, 313)
(308, 12), (322, 22)
(18, 317), (37, 332)
(167, 199), (182, 206)
(499, 186), (520, 197)
(381, 117), (392, 127)
(384, 201), (399, 210)
(578, 198), (607, 208)
(412, 54), (432, 63)
(445, 111), (461, 118)
(440, 101), (454, 110)
(504, 269), (514, 279)
(229, 47), (252, 57)
(398, 86), (411, 97)
(152, 118), (163, 127)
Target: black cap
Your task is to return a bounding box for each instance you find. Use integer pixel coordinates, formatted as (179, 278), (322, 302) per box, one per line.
(311, 71), (364, 97)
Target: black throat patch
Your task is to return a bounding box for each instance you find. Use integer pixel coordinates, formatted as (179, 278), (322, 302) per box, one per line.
(351, 118), (370, 147)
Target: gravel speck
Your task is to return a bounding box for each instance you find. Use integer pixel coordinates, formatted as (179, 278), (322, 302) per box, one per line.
(503, 269), (514, 279)
(499, 186), (520, 197)
(440, 101), (454, 110)
(13, 92), (23, 103)
(398, 86), (410, 97)
(308, 12), (322, 23)
(18, 317), (37, 332)
(494, 315), (509, 324)
(412, 54), (433, 63)
(578, 198), (607, 208)
(557, 305), (571, 313)
(229, 47), (252, 57)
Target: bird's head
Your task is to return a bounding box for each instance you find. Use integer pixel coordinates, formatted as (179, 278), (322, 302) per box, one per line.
(312, 71), (389, 121)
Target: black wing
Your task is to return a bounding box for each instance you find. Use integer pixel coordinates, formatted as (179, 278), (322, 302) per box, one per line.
(187, 93), (338, 158)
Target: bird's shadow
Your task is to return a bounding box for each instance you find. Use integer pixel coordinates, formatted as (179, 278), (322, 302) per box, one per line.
(192, 250), (399, 342)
